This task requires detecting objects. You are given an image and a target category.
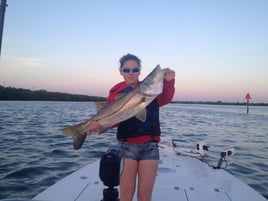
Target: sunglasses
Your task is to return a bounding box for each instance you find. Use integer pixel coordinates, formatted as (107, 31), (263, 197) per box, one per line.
(121, 67), (140, 73)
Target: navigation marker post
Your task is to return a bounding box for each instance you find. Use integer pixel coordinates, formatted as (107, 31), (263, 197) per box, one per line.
(245, 93), (251, 114)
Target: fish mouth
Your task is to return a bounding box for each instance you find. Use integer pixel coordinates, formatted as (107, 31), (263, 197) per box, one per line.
(139, 66), (166, 96)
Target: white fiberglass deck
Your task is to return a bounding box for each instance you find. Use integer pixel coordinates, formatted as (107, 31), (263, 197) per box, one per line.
(33, 144), (266, 201)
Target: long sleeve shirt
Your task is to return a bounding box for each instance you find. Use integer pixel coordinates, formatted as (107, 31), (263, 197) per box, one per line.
(107, 79), (175, 105)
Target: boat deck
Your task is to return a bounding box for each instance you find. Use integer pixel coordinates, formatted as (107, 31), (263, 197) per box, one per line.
(33, 145), (266, 201)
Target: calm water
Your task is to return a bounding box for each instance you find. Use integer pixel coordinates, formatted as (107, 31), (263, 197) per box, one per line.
(0, 101), (267, 200)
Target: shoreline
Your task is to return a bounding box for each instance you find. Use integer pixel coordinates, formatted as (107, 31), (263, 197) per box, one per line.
(1, 85), (267, 106)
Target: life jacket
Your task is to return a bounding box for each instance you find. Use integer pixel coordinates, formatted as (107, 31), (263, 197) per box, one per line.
(116, 86), (161, 141)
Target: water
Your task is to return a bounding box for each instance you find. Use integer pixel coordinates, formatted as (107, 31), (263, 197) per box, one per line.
(0, 101), (267, 199)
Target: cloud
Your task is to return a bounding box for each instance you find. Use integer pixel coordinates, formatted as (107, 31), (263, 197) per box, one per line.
(1, 56), (47, 68)
(19, 58), (46, 67)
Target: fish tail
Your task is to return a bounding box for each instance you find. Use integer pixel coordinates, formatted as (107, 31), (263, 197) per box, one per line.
(62, 124), (83, 136)
(72, 133), (87, 150)
(62, 123), (87, 149)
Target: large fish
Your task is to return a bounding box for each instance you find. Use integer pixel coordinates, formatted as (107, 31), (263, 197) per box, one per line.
(62, 65), (167, 149)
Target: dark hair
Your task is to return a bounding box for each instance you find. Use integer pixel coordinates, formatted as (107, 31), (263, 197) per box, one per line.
(119, 54), (141, 68)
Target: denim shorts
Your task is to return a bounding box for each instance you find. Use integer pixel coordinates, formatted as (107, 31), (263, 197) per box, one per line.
(119, 141), (159, 161)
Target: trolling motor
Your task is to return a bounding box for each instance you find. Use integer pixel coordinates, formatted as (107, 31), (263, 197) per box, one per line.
(170, 138), (235, 169)
(99, 146), (124, 201)
(215, 147), (235, 169)
(196, 142), (210, 156)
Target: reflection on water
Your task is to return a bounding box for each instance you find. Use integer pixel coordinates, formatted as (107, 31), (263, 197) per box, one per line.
(0, 101), (267, 199)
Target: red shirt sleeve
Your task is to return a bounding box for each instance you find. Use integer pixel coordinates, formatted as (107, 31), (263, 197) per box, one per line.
(157, 79), (175, 106)
(106, 82), (128, 103)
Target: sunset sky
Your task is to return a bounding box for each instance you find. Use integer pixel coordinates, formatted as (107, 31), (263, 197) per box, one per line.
(1, 0), (268, 103)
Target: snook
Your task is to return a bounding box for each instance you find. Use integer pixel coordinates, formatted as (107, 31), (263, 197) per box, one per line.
(62, 65), (167, 149)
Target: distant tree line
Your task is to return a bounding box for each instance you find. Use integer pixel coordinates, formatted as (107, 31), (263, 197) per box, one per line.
(1, 85), (267, 106)
(0, 85), (106, 102)
(171, 100), (268, 106)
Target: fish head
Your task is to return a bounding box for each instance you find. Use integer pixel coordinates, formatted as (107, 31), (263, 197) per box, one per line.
(139, 65), (167, 96)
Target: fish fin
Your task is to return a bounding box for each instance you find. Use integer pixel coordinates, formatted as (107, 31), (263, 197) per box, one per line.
(135, 109), (147, 122)
(95, 102), (107, 112)
(62, 124), (82, 136)
(72, 133), (87, 150)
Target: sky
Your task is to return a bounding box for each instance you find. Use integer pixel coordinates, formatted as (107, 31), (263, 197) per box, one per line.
(1, 0), (268, 103)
